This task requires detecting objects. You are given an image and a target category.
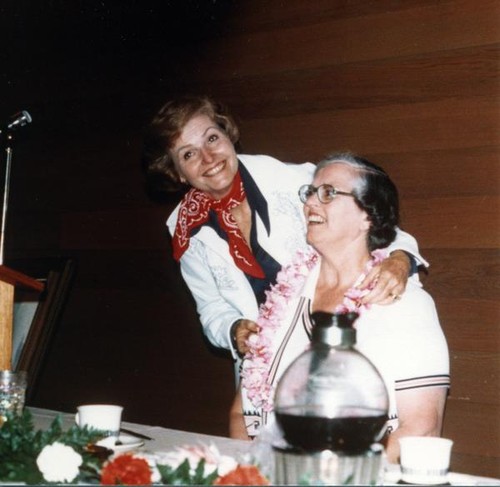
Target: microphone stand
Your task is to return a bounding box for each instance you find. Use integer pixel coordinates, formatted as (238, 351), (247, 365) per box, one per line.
(0, 131), (15, 266)
(0, 111), (32, 266)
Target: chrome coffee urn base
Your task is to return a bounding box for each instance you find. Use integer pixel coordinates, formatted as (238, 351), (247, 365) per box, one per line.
(273, 443), (384, 485)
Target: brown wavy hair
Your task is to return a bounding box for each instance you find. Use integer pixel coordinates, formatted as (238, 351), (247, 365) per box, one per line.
(142, 95), (240, 194)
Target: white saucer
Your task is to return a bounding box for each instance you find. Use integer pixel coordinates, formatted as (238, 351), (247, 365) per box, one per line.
(112, 434), (145, 453)
(97, 434), (145, 453)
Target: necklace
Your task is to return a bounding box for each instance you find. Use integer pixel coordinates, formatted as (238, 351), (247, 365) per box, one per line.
(241, 248), (387, 411)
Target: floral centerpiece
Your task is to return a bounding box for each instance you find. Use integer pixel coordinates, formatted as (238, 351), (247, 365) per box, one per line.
(0, 410), (269, 485)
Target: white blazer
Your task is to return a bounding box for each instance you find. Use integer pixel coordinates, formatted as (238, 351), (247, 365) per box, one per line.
(167, 154), (314, 358)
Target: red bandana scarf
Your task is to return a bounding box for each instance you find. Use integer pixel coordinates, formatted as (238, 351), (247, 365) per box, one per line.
(172, 171), (265, 279)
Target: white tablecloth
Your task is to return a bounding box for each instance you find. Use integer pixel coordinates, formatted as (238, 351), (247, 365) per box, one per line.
(29, 407), (500, 486)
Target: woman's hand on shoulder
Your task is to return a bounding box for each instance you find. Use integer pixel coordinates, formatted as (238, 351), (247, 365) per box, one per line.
(359, 250), (411, 305)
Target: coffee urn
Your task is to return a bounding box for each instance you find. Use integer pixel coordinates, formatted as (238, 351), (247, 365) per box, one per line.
(272, 312), (389, 485)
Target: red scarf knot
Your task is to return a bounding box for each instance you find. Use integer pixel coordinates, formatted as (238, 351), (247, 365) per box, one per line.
(172, 171), (265, 279)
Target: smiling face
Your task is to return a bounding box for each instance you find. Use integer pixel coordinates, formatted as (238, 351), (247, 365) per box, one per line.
(303, 163), (370, 253)
(170, 113), (239, 200)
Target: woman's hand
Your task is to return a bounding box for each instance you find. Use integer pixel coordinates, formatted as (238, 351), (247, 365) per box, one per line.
(232, 319), (260, 355)
(359, 250), (411, 305)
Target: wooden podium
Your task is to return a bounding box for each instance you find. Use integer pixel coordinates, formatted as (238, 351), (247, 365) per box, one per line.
(0, 265), (44, 370)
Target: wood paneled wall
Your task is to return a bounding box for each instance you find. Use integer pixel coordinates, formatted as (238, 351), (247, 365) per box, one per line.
(4, 0), (499, 478)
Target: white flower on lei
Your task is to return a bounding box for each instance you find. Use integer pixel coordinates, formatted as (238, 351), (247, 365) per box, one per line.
(153, 443), (237, 477)
(36, 442), (83, 483)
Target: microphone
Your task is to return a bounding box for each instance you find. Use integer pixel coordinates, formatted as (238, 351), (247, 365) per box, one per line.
(6, 110), (32, 131)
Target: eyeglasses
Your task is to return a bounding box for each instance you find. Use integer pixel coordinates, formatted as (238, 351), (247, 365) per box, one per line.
(298, 184), (356, 204)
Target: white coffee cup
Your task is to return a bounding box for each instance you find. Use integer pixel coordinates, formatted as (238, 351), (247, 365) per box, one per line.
(399, 436), (453, 485)
(75, 404), (123, 446)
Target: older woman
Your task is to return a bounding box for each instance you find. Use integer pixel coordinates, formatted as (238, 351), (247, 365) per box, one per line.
(235, 153), (449, 463)
(142, 96), (426, 365)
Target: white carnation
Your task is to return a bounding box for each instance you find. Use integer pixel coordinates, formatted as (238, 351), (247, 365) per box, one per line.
(36, 442), (83, 483)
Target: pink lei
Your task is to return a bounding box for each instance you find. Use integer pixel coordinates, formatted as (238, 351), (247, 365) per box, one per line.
(241, 248), (387, 411)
